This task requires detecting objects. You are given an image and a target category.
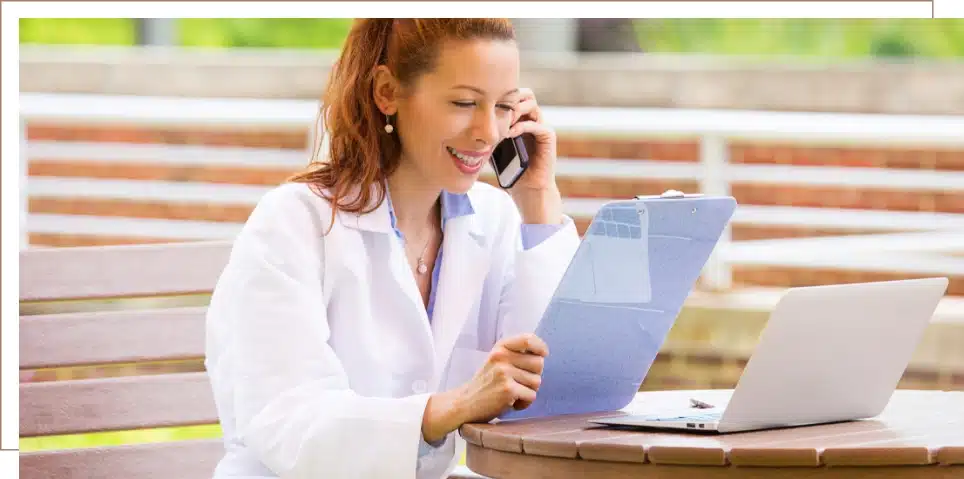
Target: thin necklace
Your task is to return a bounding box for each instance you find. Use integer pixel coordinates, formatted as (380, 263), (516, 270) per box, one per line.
(402, 202), (440, 276)
(405, 224), (434, 275)
(415, 234), (431, 275)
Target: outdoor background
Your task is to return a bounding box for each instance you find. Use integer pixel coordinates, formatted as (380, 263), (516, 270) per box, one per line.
(18, 17), (964, 467)
(19, 18), (964, 57)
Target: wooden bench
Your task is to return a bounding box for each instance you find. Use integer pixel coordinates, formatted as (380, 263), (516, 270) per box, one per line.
(20, 241), (232, 479)
(19, 241), (484, 478)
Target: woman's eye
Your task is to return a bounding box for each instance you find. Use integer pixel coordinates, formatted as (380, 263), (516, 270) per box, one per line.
(451, 101), (515, 112)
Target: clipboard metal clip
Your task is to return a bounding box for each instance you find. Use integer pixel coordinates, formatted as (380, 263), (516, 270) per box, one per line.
(636, 190), (705, 200)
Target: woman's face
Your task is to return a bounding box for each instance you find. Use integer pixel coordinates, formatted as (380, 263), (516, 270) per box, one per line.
(392, 39), (522, 194)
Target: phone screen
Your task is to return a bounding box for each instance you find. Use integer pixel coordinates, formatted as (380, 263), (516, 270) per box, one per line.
(489, 135), (529, 188)
(491, 138), (518, 173)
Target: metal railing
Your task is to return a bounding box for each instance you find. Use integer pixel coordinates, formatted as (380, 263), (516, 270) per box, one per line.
(19, 92), (964, 290)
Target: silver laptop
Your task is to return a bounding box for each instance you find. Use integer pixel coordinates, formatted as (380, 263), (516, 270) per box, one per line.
(590, 278), (949, 434)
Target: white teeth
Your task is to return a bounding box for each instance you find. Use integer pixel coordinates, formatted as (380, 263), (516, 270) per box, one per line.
(447, 146), (483, 167)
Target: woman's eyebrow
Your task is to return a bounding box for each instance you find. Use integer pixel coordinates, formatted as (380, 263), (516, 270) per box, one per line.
(452, 85), (521, 98)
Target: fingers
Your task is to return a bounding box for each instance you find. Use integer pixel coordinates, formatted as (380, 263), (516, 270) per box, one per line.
(487, 332), (548, 414)
(499, 333), (549, 357)
(490, 362), (539, 408)
(509, 351), (545, 375)
(511, 367), (543, 392)
(514, 98), (541, 124)
(490, 348), (544, 374)
(513, 87), (542, 124)
(508, 368), (539, 411)
(507, 120), (554, 143)
(511, 382), (537, 409)
(517, 87), (536, 101)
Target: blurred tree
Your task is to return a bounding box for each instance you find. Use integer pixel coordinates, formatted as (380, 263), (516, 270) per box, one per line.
(872, 33), (917, 58)
(577, 19), (642, 52)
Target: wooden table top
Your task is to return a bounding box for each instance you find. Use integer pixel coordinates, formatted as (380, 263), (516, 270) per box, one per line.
(460, 389), (964, 478)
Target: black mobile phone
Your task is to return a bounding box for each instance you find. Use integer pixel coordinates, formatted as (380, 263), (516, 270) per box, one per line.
(489, 134), (530, 189)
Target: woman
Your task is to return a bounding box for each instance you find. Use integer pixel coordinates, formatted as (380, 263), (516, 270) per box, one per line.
(204, 19), (579, 479)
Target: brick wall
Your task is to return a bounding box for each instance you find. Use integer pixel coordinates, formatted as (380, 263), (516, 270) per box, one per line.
(26, 124), (964, 295)
(640, 352), (964, 391)
(30, 125), (964, 171)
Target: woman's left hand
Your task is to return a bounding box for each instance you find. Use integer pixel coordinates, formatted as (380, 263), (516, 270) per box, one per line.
(505, 88), (563, 225)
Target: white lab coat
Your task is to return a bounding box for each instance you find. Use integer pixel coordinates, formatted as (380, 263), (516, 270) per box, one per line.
(204, 181), (579, 479)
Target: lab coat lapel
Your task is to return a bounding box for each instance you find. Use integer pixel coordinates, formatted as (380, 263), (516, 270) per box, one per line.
(386, 232), (436, 355)
(338, 193), (435, 359)
(430, 213), (488, 388)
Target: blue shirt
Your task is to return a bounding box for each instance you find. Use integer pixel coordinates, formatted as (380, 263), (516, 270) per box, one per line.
(383, 187), (563, 459)
(385, 189), (563, 323)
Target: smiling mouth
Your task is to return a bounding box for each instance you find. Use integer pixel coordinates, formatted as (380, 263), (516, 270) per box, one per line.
(446, 146), (487, 167)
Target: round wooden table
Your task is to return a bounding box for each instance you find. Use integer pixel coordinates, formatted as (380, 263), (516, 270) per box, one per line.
(460, 389), (964, 478)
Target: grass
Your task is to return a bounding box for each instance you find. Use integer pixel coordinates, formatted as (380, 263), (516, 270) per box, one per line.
(20, 425), (224, 452)
(19, 19), (964, 58)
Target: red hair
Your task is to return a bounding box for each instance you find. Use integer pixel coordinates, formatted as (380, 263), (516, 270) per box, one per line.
(288, 19), (516, 226)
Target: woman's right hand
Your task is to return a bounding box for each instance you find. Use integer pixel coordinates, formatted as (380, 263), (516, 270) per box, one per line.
(421, 333), (548, 443)
(456, 333), (549, 423)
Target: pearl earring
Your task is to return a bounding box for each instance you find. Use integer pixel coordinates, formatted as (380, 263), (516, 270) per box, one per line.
(384, 114), (394, 134)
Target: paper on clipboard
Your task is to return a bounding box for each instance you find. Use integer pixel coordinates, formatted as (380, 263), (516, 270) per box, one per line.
(498, 195), (736, 421)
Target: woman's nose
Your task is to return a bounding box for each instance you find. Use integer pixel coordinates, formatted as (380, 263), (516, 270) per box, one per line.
(472, 109), (501, 147)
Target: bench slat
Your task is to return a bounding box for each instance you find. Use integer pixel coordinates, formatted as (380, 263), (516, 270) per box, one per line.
(20, 439), (224, 479)
(20, 439), (489, 479)
(20, 240), (232, 301)
(20, 307), (207, 369)
(20, 372), (217, 437)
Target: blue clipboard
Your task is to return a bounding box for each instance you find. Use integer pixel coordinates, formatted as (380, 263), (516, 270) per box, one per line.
(498, 193), (737, 421)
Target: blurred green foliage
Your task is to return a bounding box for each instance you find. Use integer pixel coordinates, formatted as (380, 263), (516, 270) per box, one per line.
(19, 18), (964, 58)
(20, 18), (138, 45)
(634, 19), (964, 58)
(19, 18), (354, 49)
(178, 19), (354, 48)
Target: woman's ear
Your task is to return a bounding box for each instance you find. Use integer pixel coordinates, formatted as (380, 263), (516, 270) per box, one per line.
(373, 65), (399, 116)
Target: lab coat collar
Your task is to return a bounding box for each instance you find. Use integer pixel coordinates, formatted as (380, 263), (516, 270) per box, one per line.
(340, 182), (484, 244)
(335, 183), (394, 234)
(385, 187), (476, 239)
